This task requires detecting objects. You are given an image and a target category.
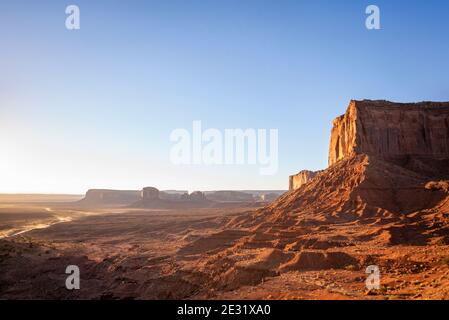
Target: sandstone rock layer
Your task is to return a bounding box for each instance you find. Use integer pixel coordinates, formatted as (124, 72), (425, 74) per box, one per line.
(78, 189), (140, 206)
(289, 170), (320, 191)
(329, 100), (449, 166)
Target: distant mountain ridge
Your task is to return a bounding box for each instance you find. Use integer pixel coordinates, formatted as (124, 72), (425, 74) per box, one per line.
(76, 188), (286, 207)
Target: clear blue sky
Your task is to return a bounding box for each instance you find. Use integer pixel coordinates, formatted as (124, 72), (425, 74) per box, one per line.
(1, 0), (449, 193)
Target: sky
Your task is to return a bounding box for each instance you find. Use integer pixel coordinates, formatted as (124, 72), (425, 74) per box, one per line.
(1, 0), (449, 194)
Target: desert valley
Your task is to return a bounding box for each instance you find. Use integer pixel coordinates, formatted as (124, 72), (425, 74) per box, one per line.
(1, 100), (449, 300)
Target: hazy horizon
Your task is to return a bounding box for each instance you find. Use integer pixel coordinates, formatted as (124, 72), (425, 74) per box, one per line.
(2, 0), (449, 193)
(0, 187), (289, 196)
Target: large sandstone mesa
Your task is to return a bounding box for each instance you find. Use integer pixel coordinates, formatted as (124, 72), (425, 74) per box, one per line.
(257, 99), (449, 226)
(78, 189), (140, 206)
(289, 170), (320, 191)
(131, 188), (215, 208)
(329, 100), (449, 166)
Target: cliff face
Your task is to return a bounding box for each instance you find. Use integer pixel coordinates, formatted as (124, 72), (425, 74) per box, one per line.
(289, 170), (319, 191)
(328, 100), (449, 166)
(141, 187), (160, 200)
(79, 189), (141, 206)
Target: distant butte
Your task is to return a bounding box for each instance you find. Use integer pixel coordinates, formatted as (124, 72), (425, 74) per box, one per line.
(289, 170), (320, 191)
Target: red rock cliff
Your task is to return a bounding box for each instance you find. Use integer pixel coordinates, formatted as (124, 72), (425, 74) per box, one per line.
(289, 170), (320, 191)
(328, 100), (449, 166)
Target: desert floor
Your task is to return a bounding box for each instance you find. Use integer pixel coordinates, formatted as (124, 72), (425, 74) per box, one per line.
(1, 202), (449, 300)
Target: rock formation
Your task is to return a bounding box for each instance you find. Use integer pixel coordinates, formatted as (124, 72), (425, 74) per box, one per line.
(78, 188), (192, 207)
(289, 170), (320, 191)
(77, 189), (140, 207)
(189, 191), (206, 202)
(235, 99), (449, 226)
(201, 100), (449, 299)
(328, 100), (449, 166)
(141, 187), (160, 200)
(131, 189), (214, 209)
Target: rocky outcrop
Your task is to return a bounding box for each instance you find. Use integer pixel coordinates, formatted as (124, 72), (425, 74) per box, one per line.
(289, 170), (319, 191)
(329, 100), (449, 166)
(141, 187), (160, 200)
(78, 189), (140, 206)
(132, 189), (214, 209)
(189, 191), (206, 202)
